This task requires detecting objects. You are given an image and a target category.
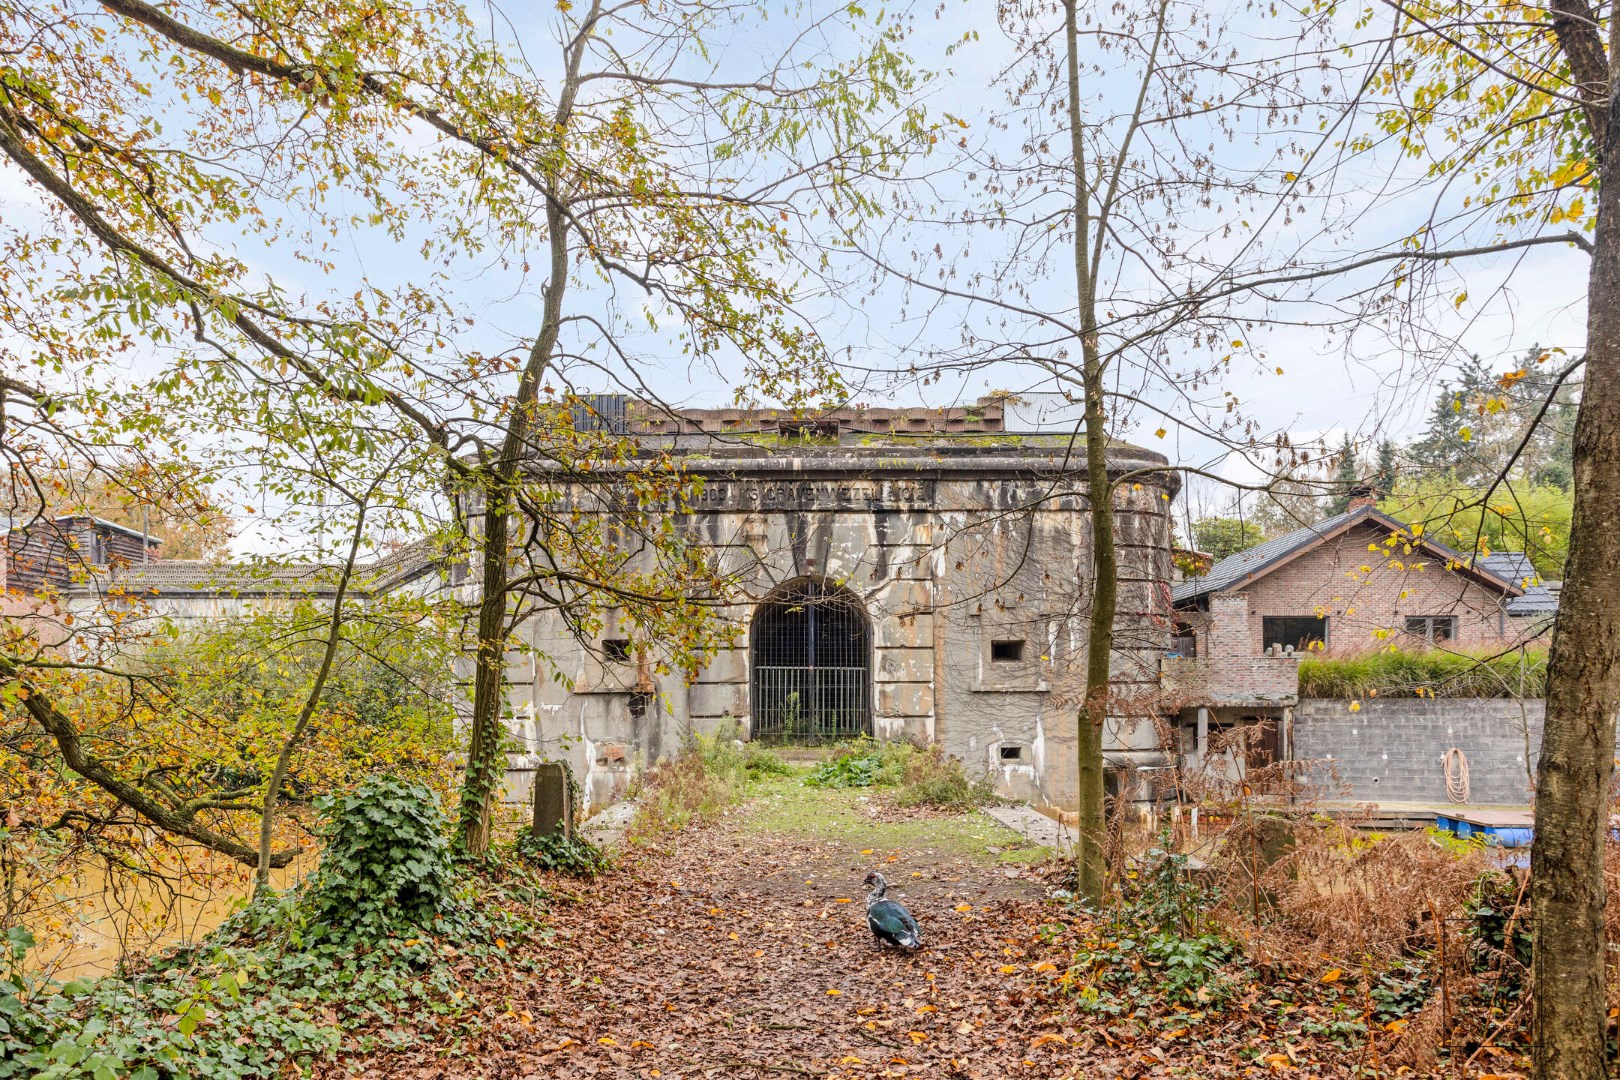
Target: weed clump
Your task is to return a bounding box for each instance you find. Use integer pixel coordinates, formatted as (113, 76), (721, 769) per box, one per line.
(626, 722), (754, 840)
(803, 737), (913, 788)
(894, 745), (999, 809)
(803, 738), (997, 808)
(1066, 850), (1248, 1014)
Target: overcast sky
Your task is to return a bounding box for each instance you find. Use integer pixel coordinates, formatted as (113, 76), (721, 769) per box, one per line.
(0, 0), (1590, 551)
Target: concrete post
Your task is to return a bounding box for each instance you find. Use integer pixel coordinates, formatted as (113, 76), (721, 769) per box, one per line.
(1195, 706), (1210, 765)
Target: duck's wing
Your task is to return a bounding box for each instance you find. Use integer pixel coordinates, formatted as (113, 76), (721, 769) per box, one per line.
(869, 898), (921, 948)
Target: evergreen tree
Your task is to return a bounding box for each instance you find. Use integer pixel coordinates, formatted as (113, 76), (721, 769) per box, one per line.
(1374, 439), (1399, 498)
(1327, 434), (1360, 515)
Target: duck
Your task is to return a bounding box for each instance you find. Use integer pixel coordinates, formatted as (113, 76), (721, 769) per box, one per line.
(862, 871), (921, 951)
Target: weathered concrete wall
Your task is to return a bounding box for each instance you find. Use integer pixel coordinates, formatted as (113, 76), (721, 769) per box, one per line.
(1293, 698), (1548, 805)
(505, 442), (1178, 813)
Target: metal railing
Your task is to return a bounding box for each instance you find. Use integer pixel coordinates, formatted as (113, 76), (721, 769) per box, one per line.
(751, 665), (870, 742)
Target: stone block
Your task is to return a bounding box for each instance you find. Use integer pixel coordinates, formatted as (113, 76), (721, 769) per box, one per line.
(876, 647), (934, 681)
(876, 682), (933, 717)
(532, 760), (574, 839)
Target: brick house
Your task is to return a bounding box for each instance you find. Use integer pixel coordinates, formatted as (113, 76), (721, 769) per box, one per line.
(1161, 492), (1555, 785)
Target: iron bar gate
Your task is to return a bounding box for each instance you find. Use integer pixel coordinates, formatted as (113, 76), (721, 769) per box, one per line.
(750, 581), (871, 743)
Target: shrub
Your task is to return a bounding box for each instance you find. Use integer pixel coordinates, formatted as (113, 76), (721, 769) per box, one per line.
(802, 737), (913, 788)
(1297, 648), (1546, 699)
(894, 745), (998, 808)
(303, 776), (453, 943)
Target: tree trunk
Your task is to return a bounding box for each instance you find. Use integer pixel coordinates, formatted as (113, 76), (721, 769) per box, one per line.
(452, 1), (598, 856)
(456, 493), (513, 857)
(1063, 0), (1112, 905)
(1529, 63), (1620, 1080)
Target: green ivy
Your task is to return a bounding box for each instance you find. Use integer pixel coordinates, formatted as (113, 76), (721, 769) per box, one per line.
(2, 778), (543, 1078)
(303, 776), (454, 943)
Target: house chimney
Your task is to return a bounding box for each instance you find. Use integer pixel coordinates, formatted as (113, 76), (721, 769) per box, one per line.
(1346, 484), (1379, 513)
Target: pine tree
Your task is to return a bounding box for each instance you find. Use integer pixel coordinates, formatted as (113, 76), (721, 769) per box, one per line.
(1374, 439), (1399, 498)
(1327, 434), (1360, 515)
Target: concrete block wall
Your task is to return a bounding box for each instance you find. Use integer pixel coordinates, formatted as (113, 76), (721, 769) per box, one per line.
(1293, 698), (1547, 804)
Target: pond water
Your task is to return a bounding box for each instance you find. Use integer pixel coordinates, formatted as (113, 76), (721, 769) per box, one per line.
(25, 852), (312, 980)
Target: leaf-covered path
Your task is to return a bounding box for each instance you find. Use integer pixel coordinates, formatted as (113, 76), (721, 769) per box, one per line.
(350, 781), (1111, 1079)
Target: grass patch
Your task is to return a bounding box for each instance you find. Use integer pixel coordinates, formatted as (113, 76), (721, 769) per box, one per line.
(746, 776), (1047, 864)
(1298, 648), (1546, 699)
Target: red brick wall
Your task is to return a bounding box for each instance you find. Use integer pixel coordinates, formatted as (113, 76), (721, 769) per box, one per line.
(1230, 521), (1527, 654)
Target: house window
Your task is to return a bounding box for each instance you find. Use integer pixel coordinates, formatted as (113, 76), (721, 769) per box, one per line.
(1405, 616), (1457, 644)
(990, 639), (1025, 662)
(602, 638), (632, 663)
(1261, 616), (1327, 653)
(1169, 621), (1197, 658)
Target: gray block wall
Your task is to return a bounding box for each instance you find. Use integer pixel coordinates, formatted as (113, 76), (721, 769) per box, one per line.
(1293, 698), (1544, 805)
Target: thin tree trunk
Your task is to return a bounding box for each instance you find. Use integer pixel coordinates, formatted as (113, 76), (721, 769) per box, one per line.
(254, 497), (370, 892)
(454, 0), (601, 856)
(1529, 54), (1620, 1080)
(1062, 0), (1110, 904)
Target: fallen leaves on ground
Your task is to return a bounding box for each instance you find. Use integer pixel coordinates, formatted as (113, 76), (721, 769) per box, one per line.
(318, 794), (1509, 1079)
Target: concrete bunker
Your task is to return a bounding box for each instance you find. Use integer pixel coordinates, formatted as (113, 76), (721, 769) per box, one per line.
(749, 578), (871, 743)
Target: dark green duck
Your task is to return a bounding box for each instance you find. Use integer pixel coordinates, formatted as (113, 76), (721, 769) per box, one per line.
(862, 871), (921, 951)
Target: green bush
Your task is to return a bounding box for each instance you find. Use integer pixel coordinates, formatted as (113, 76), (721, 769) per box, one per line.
(1297, 648), (1546, 699)
(802, 737), (912, 788)
(304, 776), (453, 943)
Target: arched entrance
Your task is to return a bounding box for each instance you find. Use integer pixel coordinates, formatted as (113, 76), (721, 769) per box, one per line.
(750, 580), (871, 743)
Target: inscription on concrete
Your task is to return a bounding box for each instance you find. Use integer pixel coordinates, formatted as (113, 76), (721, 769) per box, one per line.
(691, 479), (934, 511)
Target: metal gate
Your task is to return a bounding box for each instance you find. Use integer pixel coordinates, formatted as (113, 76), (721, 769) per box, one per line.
(750, 581), (871, 742)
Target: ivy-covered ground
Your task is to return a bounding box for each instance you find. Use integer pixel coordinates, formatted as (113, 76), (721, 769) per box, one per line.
(329, 775), (1504, 1079)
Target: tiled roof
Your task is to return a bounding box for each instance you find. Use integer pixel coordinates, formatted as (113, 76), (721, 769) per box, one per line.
(1171, 508), (1362, 604)
(98, 561), (342, 596)
(1172, 505), (1520, 604)
(1476, 552), (1560, 615)
(75, 539), (443, 597)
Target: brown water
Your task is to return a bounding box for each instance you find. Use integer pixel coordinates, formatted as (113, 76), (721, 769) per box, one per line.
(27, 854), (311, 980)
